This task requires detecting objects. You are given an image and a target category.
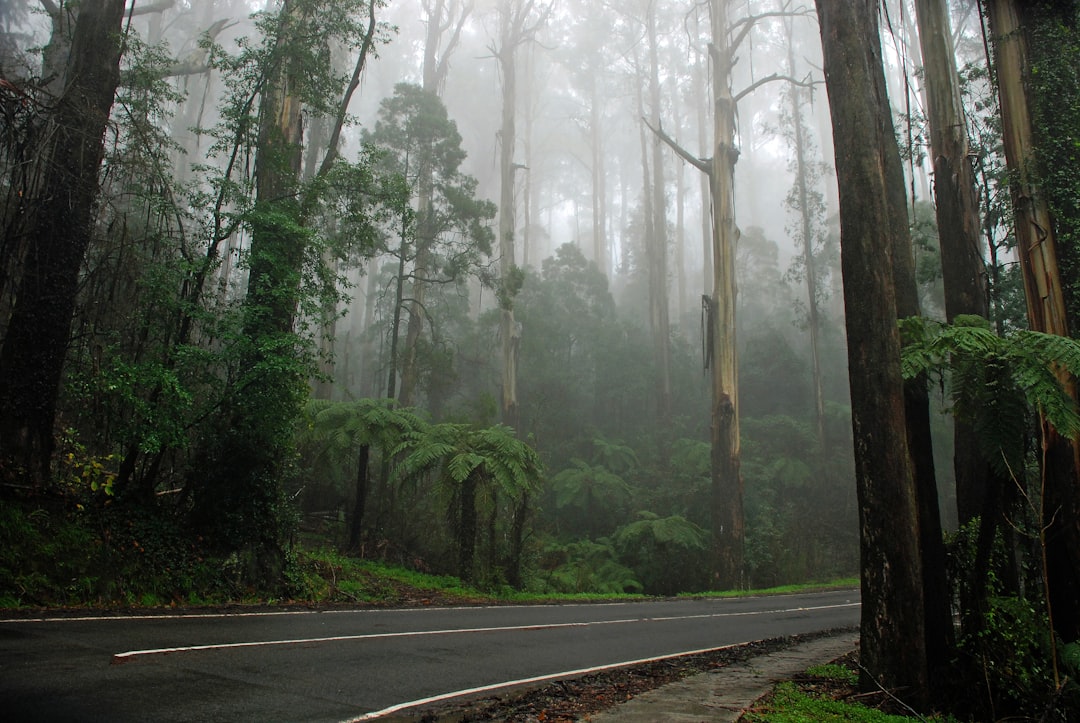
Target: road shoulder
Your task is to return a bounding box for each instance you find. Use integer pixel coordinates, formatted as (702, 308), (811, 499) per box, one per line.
(580, 630), (859, 722)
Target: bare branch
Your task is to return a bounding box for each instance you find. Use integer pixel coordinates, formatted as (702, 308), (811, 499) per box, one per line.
(161, 18), (235, 77)
(733, 72), (818, 104)
(39, 0), (60, 18)
(642, 116), (712, 175)
(316, 0), (380, 181)
(730, 7), (814, 57)
(127, 0), (176, 17)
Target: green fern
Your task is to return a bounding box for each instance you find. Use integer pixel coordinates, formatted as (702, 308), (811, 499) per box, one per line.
(900, 316), (1080, 476)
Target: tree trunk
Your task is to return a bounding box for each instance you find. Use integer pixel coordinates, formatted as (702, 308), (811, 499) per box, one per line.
(190, 0), (307, 587)
(0, 0), (126, 485)
(914, 0), (991, 528)
(646, 5), (673, 428)
(986, 0), (1080, 645)
(815, 0), (928, 706)
(497, 3), (521, 432)
(459, 473), (478, 580)
(347, 444), (371, 551)
(707, 0), (744, 591)
(782, 21), (827, 457)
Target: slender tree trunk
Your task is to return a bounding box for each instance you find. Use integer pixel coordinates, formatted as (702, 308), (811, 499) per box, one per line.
(646, 4), (673, 427)
(782, 23), (827, 457)
(497, 4), (520, 432)
(459, 473), (478, 580)
(589, 70), (607, 274)
(815, 0), (929, 706)
(347, 445), (371, 551)
(0, 0), (127, 485)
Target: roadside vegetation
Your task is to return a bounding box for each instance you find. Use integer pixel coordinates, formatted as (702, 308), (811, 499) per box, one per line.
(0, 499), (852, 611)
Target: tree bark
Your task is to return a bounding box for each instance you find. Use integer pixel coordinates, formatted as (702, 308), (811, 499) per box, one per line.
(914, 0), (991, 527)
(0, 0), (127, 485)
(986, 0), (1080, 645)
(497, 4), (519, 432)
(707, 0), (744, 591)
(646, 4), (673, 428)
(815, 0), (928, 705)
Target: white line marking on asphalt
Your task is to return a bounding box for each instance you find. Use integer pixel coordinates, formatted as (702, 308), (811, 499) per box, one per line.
(109, 602), (858, 664)
(342, 641), (749, 721)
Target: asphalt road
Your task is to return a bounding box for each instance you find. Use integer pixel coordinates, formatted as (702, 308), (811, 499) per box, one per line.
(0, 590), (859, 722)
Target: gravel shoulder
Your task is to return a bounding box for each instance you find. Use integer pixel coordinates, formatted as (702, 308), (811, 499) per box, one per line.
(384, 627), (859, 722)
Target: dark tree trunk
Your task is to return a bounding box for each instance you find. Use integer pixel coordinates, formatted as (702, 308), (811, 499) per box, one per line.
(914, 0), (992, 527)
(0, 0), (127, 485)
(458, 473), (478, 580)
(507, 492), (530, 588)
(347, 445), (371, 552)
(815, 0), (929, 706)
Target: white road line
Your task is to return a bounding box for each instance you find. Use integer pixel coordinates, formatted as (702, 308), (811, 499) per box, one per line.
(342, 641), (749, 721)
(110, 602), (858, 663)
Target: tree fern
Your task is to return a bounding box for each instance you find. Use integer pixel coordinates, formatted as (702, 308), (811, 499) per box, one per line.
(900, 316), (1080, 477)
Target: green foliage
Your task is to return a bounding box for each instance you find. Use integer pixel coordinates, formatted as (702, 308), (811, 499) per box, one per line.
(745, 681), (919, 722)
(804, 664), (859, 685)
(612, 512), (709, 596)
(534, 539), (642, 595)
(900, 315), (1080, 476)
(965, 596), (1061, 713)
(1028, 5), (1080, 328)
(550, 460), (632, 539)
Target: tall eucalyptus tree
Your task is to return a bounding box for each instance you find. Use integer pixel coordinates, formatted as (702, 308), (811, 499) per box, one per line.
(649, 0), (813, 590)
(492, 0), (552, 432)
(814, 0), (929, 705)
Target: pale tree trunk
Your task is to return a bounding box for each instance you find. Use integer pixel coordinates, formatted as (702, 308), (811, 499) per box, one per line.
(646, 3), (673, 427)
(0, 0), (127, 485)
(693, 30), (713, 294)
(987, 0), (1080, 646)
(647, 0), (742, 589)
(781, 18), (826, 457)
(815, 0), (928, 706)
(590, 70), (607, 275)
(494, 0), (549, 432)
(706, 0), (743, 591)
(498, 5), (520, 432)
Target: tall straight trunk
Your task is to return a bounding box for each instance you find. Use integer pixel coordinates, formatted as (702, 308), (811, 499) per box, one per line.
(647, 5), (673, 426)
(706, 0), (743, 591)
(693, 14), (713, 294)
(815, 0), (928, 706)
(0, 0), (127, 485)
(589, 71), (607, 274)
(675, 142), (687, 324)
(782, 21), (827, 457)
(914, 0), (991, 527)
(987, 0), (1080, 645)
(497, 2), (522, 432)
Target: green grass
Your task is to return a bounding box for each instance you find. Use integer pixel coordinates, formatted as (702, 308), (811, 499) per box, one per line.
(744, 681), (917, 722)
(805, 663), (859, 686)
(680, 578), (859, 599)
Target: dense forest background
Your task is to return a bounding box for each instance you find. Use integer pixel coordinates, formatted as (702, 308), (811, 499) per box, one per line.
(1, 0), (1079, 717)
